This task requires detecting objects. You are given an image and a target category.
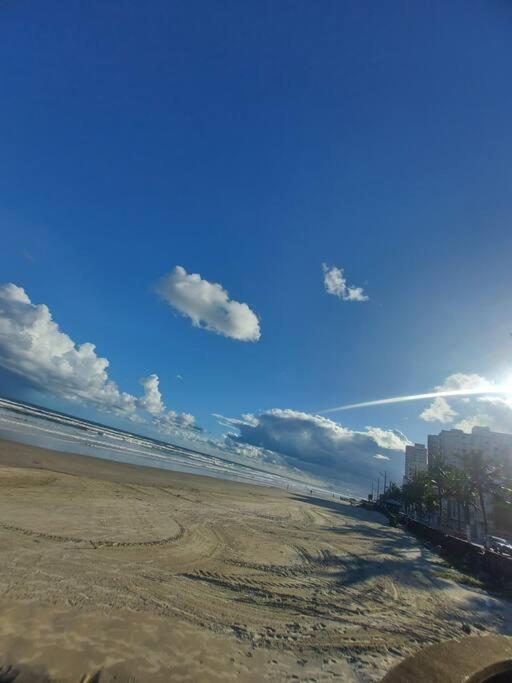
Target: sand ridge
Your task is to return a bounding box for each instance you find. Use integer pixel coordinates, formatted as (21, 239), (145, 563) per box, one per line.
(0, 438), (511, 682)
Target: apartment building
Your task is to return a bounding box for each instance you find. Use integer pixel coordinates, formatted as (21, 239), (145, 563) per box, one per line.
(427, 426), (512, 541)
(404, 442), (428, 483)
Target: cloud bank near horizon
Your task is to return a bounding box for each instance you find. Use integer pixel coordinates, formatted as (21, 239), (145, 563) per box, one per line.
(0, 283), (196, 436)
(216, 408), (409, 493)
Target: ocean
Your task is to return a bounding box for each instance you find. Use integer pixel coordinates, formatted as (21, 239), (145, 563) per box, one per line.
(0, 396), (345, 497)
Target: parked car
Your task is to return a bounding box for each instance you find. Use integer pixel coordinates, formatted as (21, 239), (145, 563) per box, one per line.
(487, 536), (512, 556)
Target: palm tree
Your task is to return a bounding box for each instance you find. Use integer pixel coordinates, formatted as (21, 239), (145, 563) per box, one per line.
(443, 466), (461, 531)
(386, 482), (402, 500)
(443, 466), (476, 534)
(401, 471), (436, 521)
(460, 450), (503, 542)
(429, 454), (451, 529)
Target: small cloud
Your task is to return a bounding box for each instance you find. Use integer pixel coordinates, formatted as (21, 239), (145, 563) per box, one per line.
(420, 396), (457, 423)
(322, 264), (368, 302)
(176, 374), (183, 380)
(436, 372), (495, 394)
(455, 416), (487, 433)
(138, 374), (164, 415)
(156, 266), (261, 341)
(374, 454), (390, 461)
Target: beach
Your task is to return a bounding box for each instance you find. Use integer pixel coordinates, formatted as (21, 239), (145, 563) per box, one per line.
(0, 438), (511, 682)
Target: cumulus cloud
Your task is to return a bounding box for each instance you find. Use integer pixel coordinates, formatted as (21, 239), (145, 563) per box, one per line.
(138, 373), (198, 435)
(138, 374), (164, 415)
(420, 397), (457, 423)
(217, 408), (409, 493)
(454, 396), (512, 434)
(156, 266), (260, 341)
(419, 373), (495, 425)
(322, 264), (368, 302)
(0, 283), (136, 414)
(419, 372), (512, 435)
(213, 412), (259, 429)
(155, 409), (197, 431)
(0, 283), (198, 436)
(437, 373), (495, 393)
(365, 426), (410, 451)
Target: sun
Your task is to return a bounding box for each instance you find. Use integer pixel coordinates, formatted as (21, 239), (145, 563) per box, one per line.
(497, 374), (512, 398)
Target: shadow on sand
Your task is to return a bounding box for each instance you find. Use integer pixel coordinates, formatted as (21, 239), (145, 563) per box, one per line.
(290, 494), (512, 632)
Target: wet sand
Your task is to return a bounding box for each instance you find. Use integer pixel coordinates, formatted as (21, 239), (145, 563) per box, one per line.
(0, 438), (510, 682)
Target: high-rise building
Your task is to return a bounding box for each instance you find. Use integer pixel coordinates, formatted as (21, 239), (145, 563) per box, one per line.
(427, 426), (512, 541)
(427, 426), (512, 473)
(404, 442), (427, 482)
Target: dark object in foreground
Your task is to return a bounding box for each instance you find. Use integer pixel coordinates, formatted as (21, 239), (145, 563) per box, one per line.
(382, 635), (512, 683)
(0, 666), (19, 683)
(0, 665), (102, 683)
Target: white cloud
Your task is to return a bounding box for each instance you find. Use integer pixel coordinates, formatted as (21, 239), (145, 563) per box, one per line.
(365, 426), (411, 451)
(217, 408), (409, 493)
(374, 454), (390, 461)
(0, 283), (198, 436)
(156, 409), (197, 431)
(0, 283), (136, 415)
(419, 373), (495, 425)
(420, 397), (457, 423)
(454, 416), (488, 433)
(322, 264), (368, 302)
(419, 372), (512, 435)
(436, 373), (494, 393)
(454, 396), (512, 434)
(213, 412), (259, 429)
(156, 266), (260, 341)
(138, 374), (164, 415)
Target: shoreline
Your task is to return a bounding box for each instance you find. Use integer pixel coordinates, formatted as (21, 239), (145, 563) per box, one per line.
(0, 436), (286, 495)
(0, 396), (347, 496)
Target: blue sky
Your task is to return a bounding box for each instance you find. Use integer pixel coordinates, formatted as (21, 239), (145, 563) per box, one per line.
(1, 1), (512, 494)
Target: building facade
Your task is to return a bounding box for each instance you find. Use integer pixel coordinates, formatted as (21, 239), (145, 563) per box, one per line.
(428, 426), (512, 473)
(404, 442), (428, 482)
(427, 426), (512, 541)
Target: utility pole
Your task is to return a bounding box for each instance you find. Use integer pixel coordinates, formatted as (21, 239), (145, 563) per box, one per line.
(371, 480), (374, 499)
(380, 470), (387, 496)
(377, 477), (380, 499)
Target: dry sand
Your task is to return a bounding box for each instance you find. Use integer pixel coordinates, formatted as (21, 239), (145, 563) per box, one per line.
(0, 438), (511, 682)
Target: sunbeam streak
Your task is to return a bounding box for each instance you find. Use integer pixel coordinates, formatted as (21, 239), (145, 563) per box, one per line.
(319, 387), (508, 414)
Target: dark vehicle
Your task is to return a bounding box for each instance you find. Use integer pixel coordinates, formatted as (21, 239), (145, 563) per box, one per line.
(487, 536), (512, 556)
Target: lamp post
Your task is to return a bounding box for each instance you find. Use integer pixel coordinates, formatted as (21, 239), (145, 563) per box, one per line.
(380, 471), (387, 496)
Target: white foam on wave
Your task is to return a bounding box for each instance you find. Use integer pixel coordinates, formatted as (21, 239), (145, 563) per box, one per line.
(0, 398), (339, 495)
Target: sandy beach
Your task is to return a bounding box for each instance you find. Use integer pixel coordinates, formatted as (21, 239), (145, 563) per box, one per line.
(0, 438), (511, 683)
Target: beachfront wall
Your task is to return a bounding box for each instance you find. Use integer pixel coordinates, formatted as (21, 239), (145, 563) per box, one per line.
(402, 496), (496, 544)
(400, 515), (512, 585)
(440, 496), (491, 543)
